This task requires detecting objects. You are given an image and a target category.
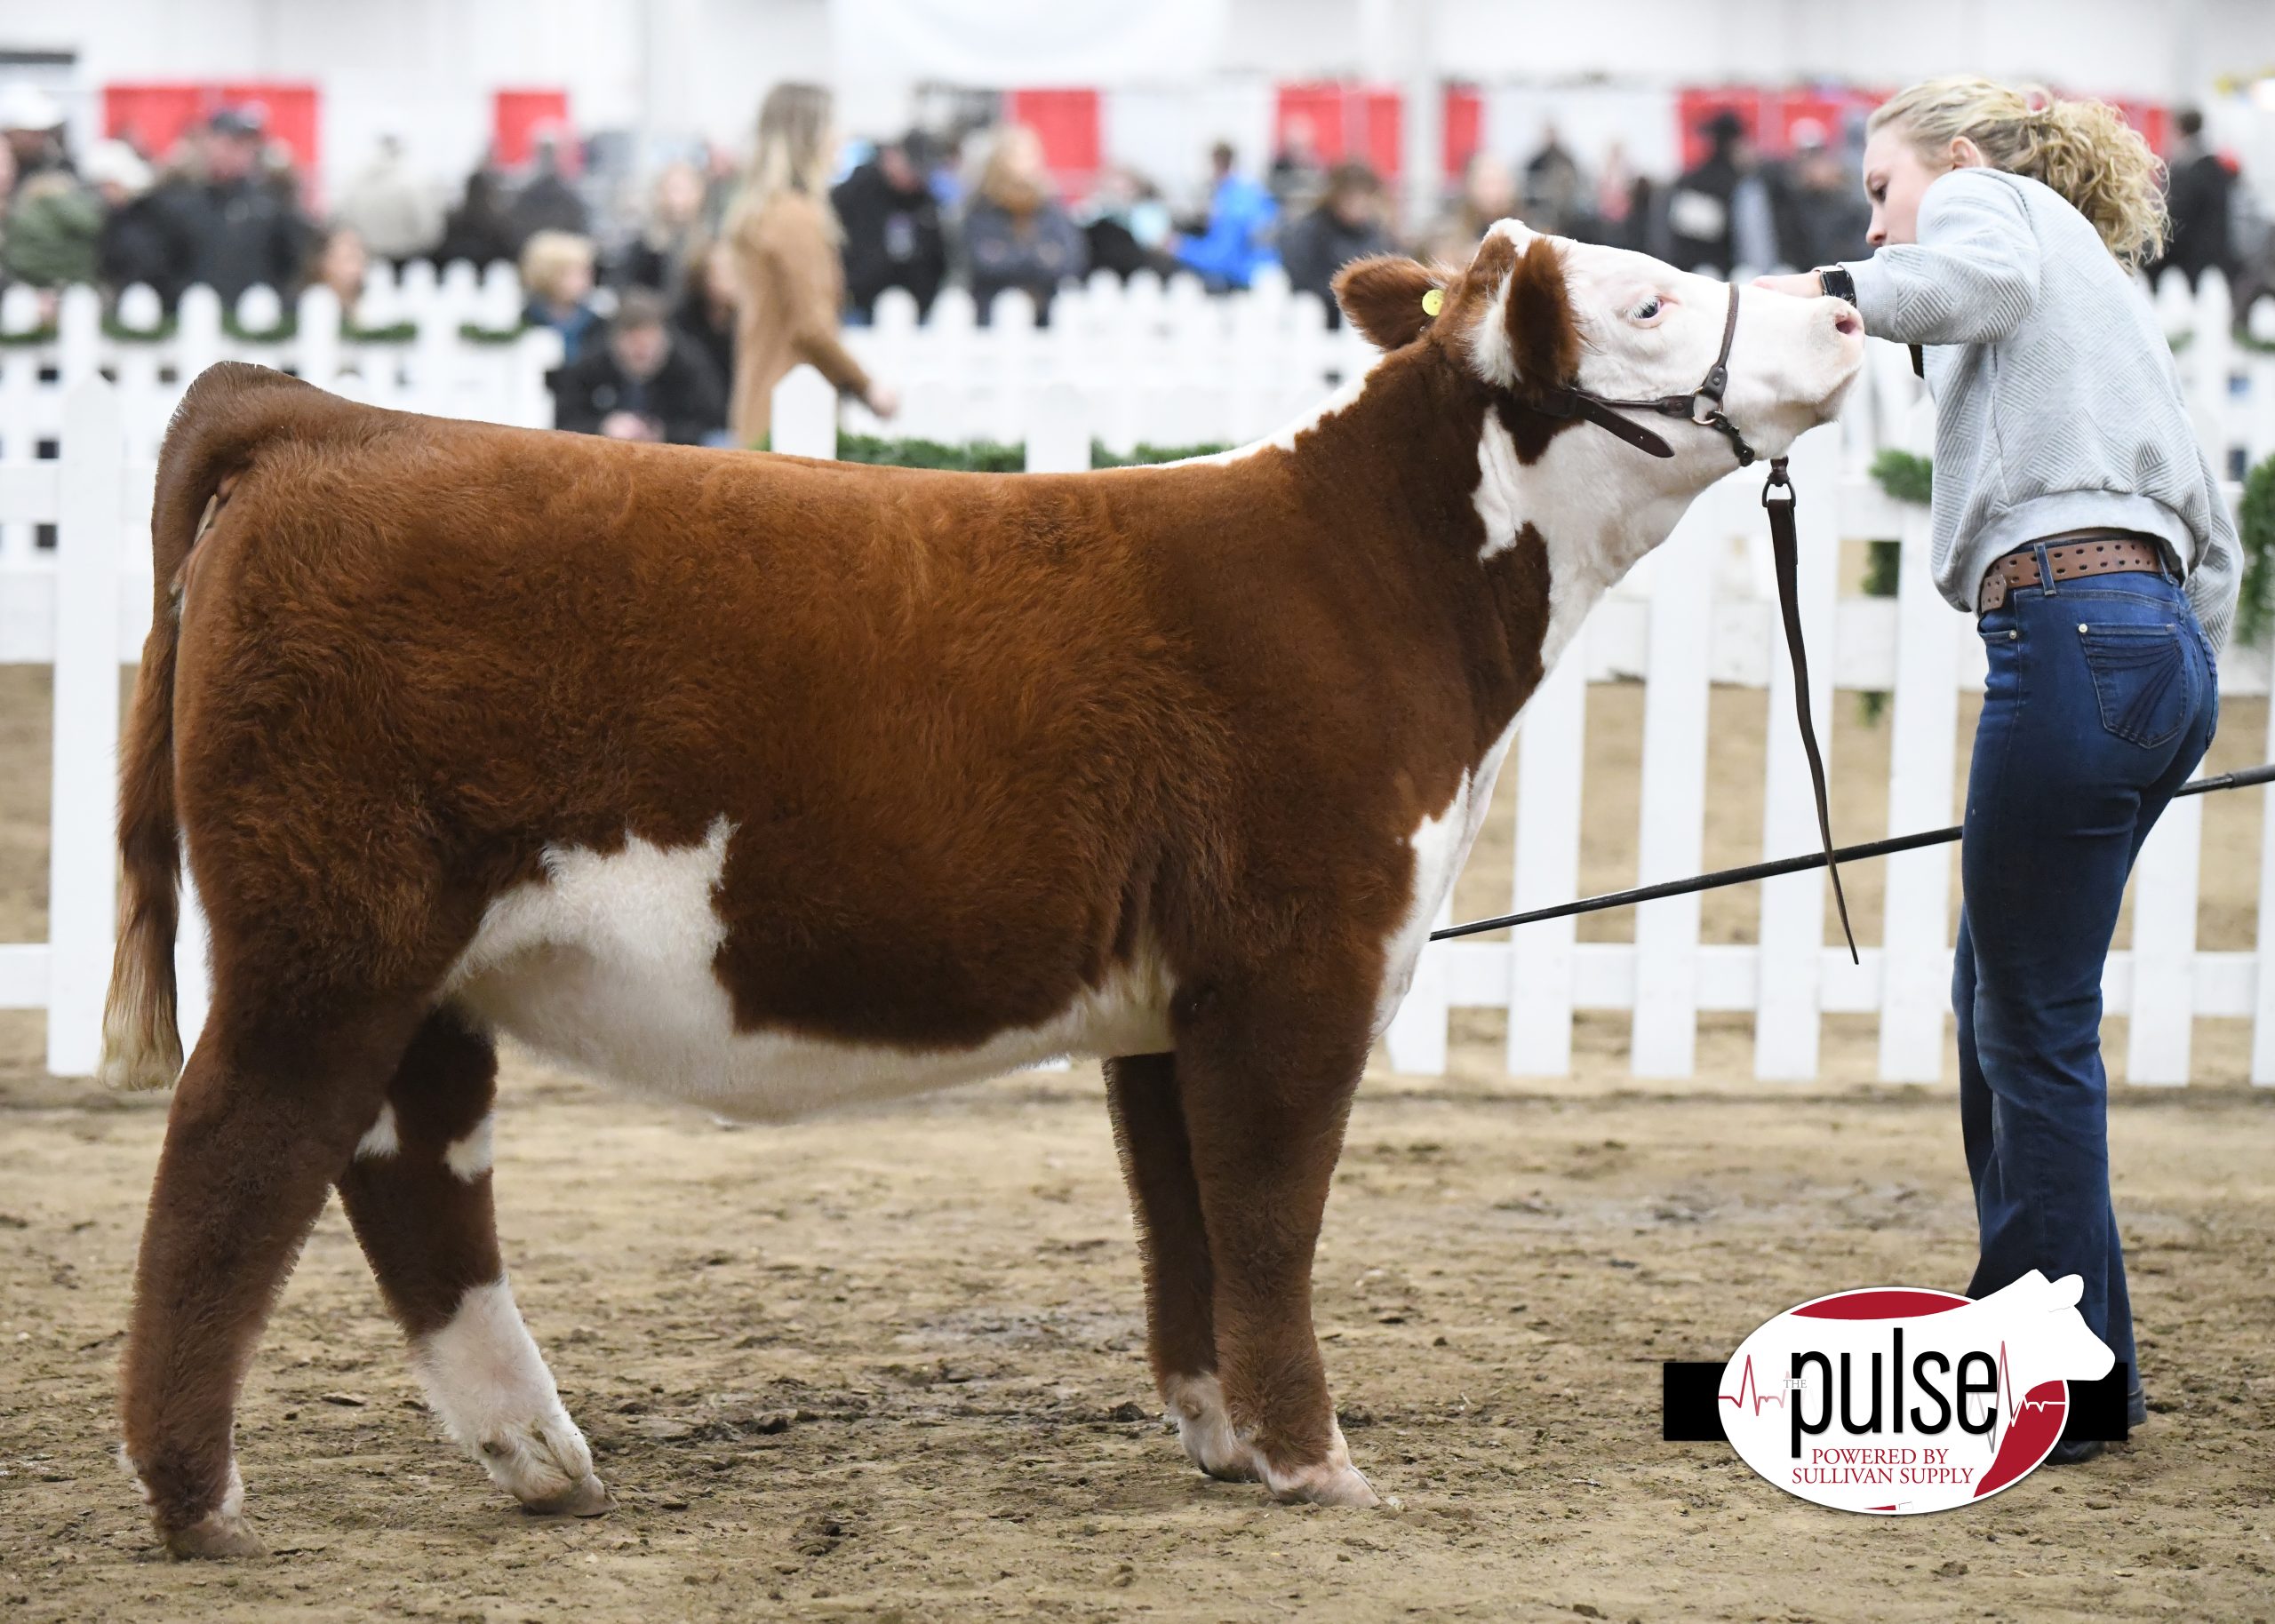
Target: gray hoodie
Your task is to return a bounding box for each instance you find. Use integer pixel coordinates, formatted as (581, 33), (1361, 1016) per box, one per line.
(1841, 166), (2242, 652)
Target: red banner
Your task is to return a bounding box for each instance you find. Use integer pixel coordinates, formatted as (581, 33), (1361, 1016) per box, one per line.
(493, 88), (576, 173)
(1274, 82), (1403, 181)
(1005, 88), (1101, 192)
(104, 82), (320, 179)
(1442, 85), (1484, 179)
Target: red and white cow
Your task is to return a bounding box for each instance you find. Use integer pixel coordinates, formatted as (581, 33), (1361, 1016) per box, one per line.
(103, 221), (1862, 1555)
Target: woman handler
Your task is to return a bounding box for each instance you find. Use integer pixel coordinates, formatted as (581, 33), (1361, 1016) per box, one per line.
(1759, 77), (2241, 1463)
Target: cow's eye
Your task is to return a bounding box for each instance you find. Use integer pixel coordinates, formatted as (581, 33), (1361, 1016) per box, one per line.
(1632, 296), (1664, 322)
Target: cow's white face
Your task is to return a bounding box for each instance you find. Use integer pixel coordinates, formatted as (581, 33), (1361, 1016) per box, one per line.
(1533, 224), (1864, 472)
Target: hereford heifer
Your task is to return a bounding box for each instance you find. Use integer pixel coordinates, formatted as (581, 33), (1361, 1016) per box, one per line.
(104, 220), (1863, 1555)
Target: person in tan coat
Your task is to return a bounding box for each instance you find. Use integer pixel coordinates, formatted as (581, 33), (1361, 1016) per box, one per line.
(725, 84), (898, 446)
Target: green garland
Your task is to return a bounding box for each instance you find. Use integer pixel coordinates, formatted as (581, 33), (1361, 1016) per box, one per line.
(2238, 450), (2275, 647)
(1856, 450), (1935, 721)
(1869, 448), (1933, 507)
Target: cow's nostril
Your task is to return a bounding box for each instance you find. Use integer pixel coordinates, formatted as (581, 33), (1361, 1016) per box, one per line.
(1832, 309), (1862, 338)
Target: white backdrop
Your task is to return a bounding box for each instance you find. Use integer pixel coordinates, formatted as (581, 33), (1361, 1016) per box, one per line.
(827, 0), (1231, 87)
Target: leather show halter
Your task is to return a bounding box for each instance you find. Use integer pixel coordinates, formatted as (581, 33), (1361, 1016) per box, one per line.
(1527, 283), (1857, 962)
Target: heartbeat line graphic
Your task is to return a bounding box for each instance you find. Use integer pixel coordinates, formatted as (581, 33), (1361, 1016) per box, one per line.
(1720, 1342), (2063, 1435)
(1718, 1355), (1790, 1414)
(1999, 1341), (2063, 1423)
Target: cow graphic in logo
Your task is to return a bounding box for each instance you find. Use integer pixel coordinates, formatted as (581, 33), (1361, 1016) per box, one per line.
(1717, 1271), (2113, 1514)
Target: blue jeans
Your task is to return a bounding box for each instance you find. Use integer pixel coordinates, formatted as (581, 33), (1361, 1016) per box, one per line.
(1954, 550), (2218, 1422)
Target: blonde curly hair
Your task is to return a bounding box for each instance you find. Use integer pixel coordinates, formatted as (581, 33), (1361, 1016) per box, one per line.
(1868, 76), (2168, 270)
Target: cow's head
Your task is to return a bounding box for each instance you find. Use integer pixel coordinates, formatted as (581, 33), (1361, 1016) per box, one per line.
(1331, 220), (1863, 660)
(1335, 219), (1863, 484)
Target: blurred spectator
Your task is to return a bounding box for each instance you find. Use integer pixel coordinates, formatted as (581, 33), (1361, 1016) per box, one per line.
(303, 223), (368, 322)
(508, 135), (590, 251)
(332, 135), (442, 267)
(612, 159), (708, 292)
(1666, 110), (1751, 273)
(1075, 164), (1180, 282)
(1421, 150), (1517, 265)
(1590, 139), (1640, 250)
(1278, 161), (1395, 317)
(2, 163), (101, 288)
(832, 130), (947, 321)
(672, 236), (738, 401)
(0, 84), (70, 181)
(724, 83), (895, 445)
(2151, 107), (2238, 291)
(963, 123), (1086, 324)
(141, 107), (311, 309)
(1268, 115), (1328, 214)
(1174, 140), (1279, 292)
(1728, 142), (1782, 272)
(89, 140), (170, 293)
(1521, 123), (1583, 237)
(435, 165), (519, 271)
(553, 287), (725, 446)
(518, 228), (601, 362)
(1773, 121), (1871, 272)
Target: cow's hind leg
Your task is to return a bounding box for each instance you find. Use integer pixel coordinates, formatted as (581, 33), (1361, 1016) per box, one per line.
(1170, 972), (1378, 1507)
(336, 1004), (608, 1517)
(1104, 1052), (1253, 1481)
(121, 1007), (412, 1557)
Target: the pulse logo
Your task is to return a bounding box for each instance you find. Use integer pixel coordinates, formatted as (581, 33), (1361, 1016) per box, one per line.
(1715, 1273), (2113, 1515)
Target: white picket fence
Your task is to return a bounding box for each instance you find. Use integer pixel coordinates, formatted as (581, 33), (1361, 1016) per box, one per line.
(0, 278), (560, 567)
(9, 261), (2272, 474)
(4, 354), (2272, 1085)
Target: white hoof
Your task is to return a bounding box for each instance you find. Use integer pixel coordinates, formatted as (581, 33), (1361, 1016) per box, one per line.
(521, 1469), (613, 1518)
(142, 1459), (261, 1558)
(1163, 1373), (1258, 1482)
(473, 1411), (603, 1511)
(165, 1510), (264, 1559)
(1161, 1379), (1380, 1504)
(1261, 1418), (1378, 1506)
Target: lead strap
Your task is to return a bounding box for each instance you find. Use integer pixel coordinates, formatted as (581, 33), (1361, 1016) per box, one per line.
(1765, 458), (1857, 964)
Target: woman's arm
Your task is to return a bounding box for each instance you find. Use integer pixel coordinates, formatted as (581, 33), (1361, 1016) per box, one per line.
(1839, 168), (2042, 346)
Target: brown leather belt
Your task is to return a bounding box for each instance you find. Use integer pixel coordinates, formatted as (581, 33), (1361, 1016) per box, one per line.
(1976, 531), (2170, 613)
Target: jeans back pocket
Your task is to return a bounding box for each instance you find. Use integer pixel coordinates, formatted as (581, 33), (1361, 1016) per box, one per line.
(2079, 621), (2191, 748)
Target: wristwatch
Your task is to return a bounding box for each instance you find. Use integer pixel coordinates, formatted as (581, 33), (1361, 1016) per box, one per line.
(1814, 264), (1858, 306)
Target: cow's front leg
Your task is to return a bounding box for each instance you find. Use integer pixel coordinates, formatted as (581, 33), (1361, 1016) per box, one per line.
(1104, 1052), (1254, 1480)
(1169, 972), (1377, 1506)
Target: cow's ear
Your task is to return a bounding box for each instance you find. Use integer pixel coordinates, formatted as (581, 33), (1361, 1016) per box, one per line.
(1332, 255), (1444, 352)
(1505, 235), (1580, 392)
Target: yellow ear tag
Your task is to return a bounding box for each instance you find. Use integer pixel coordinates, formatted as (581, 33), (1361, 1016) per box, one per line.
(1420, 287), (1445, 318)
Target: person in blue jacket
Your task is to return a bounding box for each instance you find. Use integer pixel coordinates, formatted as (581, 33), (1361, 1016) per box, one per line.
(1173, 141), (1279, 291)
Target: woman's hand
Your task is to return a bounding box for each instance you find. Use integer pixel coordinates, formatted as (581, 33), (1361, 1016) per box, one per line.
(865, 380), (901, 420)
(1752, 271), (1826, 299)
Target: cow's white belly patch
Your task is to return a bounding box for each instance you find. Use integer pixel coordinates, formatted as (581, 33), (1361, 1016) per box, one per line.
(440, 817), (1176, 1120)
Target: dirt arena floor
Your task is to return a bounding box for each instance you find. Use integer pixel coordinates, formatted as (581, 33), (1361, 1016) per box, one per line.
(2, 662), (2271, 1622)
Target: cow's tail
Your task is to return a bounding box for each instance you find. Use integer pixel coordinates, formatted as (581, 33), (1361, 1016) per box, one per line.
(100, 362), (324, 1089)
